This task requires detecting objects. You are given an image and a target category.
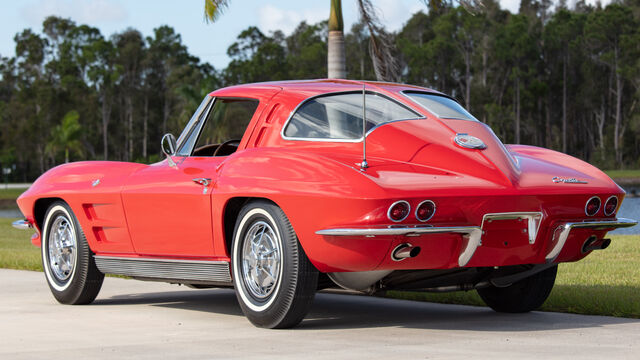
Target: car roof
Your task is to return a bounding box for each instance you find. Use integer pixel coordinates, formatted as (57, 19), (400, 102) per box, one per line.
(208, 79), (444, 98)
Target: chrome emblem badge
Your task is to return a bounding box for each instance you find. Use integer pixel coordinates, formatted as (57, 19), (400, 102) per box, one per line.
(552, 176), (588, 184)
(454, 133), (486, 150)
(91, 179), (101, 187)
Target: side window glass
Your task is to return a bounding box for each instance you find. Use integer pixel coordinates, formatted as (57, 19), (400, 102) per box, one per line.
(283, 92), (420, 140)
(191, 98), (259, 156)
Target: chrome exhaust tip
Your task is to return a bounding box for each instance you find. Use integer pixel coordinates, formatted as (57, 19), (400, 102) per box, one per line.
(391, 243), (421, 261)
(582, 236), (612, 253)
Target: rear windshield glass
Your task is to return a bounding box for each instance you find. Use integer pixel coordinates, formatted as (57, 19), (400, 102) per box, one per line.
(405, 92), (478, 122)
(283, 92), (421, 140)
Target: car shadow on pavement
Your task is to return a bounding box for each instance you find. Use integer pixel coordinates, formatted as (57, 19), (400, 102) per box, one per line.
(95, 287), (245, 316)
(93, 287), (640, 331)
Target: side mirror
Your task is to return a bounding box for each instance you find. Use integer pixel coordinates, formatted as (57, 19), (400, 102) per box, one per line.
(161, 133), (177, 167)
(161, 133), (177, 157)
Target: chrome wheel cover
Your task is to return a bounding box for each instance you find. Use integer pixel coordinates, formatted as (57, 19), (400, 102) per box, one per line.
(241, 220), (281, 299)
(47, 215), (77, 282)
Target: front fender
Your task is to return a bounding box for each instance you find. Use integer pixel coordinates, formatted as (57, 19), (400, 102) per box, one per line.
(17, 161), (147, 253)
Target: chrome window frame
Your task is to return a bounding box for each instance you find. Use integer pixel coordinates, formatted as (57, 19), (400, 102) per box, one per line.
(175, 95), (216, 156)
(280, 90), (426, 143)
(400, 90), (479, 122)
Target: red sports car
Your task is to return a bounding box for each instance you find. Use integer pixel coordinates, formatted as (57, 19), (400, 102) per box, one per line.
(14, 79), (637, 328)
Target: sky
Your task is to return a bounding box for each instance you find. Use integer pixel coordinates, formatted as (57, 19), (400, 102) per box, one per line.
(0, 0), (610, 70)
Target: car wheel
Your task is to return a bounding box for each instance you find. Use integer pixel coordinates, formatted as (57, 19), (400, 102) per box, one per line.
(41, 201), (104, 304)
(231, 200), (318, 328)
(477, 265), (557, 313)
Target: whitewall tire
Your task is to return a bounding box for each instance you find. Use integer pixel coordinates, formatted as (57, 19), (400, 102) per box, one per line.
(41, 201), (104, 304)
(231, 200), (318, 328)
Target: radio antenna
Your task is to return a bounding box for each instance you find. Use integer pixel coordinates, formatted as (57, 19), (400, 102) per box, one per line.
(360, 83), (369, 171)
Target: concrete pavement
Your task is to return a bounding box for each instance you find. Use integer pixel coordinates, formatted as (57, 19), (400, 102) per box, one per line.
(1, 268), (638, 359)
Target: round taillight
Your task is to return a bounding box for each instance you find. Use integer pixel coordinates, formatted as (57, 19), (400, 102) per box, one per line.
(585, 196), (601, 216)
(604, 196), (618, 216)
(388, 201), (410, 222)
(415, 200), (436, 222)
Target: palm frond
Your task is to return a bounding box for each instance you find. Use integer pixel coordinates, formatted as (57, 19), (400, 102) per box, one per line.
(204, 0), (230, 24)
(457, 0), (487, 14)
(356, 0), (400, 82)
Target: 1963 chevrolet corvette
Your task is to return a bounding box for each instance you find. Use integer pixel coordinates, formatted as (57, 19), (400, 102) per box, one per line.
(14, 79), (637, 328)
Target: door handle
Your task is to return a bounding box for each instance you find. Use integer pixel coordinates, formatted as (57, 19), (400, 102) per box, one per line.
(192, 178), (212, 194)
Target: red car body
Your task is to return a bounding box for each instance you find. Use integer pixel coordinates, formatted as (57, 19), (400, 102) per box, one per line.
(15, 79), (636, 327)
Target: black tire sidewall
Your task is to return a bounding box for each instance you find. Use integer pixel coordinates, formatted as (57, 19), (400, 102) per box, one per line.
(478, 265), (558, 313)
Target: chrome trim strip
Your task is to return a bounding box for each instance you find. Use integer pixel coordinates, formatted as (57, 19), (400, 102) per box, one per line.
(481, 212), (543, 245)
(585, 196), (601, 216)
(415, 200), (436, 222)
(387, 200), (410, 222)
(12, 219), (31, 230)
(94, 256), (232, 283)
(175, 95), (214, 154)
(315, 225), (480, 237)
(604, 195), (618, 216)
(545, 218), (637, 262)
(280, 89), (426, 142)
(315, 225), (482, 267)
(458, 228), (483, 267)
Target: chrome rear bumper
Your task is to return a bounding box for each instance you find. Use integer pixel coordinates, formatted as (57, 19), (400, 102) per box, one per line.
(12, 219), (32, 230)
(545, 218), (637, 262)
(316, 216), (637, 267)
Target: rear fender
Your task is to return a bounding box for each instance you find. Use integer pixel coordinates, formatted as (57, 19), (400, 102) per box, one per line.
(213, 148), (390, 272)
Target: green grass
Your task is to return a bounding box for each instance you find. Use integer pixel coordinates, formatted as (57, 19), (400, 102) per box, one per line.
(0, 188), (24, 210)
(387, 234), (640, 318)
(1, 216), (638, 318)
(605, 169), (640, 179)
(0, 218), (42, 271)
(0, 188), (26, 200)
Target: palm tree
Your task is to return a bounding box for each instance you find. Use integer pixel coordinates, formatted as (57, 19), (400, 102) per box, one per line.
(203, 1), (482, 81)
(45, 110), (84, 164)
(203, 0), (411, 81)
(328, 0), (346, 79)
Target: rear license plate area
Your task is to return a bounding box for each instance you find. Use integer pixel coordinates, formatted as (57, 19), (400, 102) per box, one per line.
(481, 218), (531, 249)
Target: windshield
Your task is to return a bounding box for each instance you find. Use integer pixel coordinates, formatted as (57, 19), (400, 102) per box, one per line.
(405, 92), (478, 122)
(283, 92), (421, 140)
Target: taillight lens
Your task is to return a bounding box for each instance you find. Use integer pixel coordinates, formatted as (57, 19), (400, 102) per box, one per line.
(604, 196), (618, 216)
(585, 196), (601, 216)
(415, 200), (436, 222)
(388, 201), (410, 222)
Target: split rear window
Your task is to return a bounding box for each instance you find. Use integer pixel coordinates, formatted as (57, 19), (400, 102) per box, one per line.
(404, 92), (478, 122)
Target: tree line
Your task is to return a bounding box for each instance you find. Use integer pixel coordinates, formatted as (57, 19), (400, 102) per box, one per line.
(1, 0), (639, 181)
